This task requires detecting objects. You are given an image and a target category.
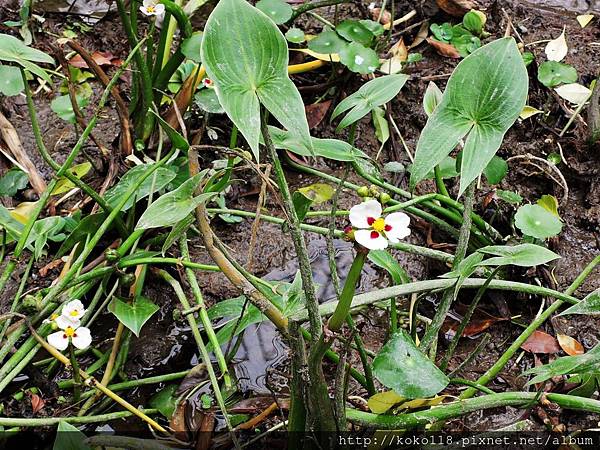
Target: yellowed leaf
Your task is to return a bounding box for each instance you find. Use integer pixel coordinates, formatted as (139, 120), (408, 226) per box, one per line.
(576, 14), (594, 28)
(397, 395), (447, 410)
(51, 162), (92, 196)
(379, 57), (403, 74)
(10, 201), (39, 224)
(555, 83), (592, 105)
(557, 334), (584, 356)
(545, 28), (568, 62)
(291, 48), (340, 62)
(367, 390), (404, 414)
(520, 106), (543, 120)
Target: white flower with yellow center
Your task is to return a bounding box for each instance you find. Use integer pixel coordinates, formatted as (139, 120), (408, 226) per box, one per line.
(54, 299), (86, 329)
(140, 0), (165, 16)
(349, 199), (411, 250)
(47, 323), (92, 351)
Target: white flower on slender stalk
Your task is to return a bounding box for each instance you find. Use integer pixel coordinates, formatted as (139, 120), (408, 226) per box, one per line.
(349, 199), (411, 250)
(140, 0), (165, 17)
(47, 323), (92, 351)
(55, 300), (86, 329)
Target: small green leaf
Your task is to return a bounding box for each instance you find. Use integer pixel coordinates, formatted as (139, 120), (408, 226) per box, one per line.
(368, 250), (410, 285)
(331, 74), (409, 130)
(463, 10), (485, 35)
(0, 64), (24, 96)
(514, 204), (562, 239)
(536, 194), (560, 217)
(151, 110), (190, 152)
(372, 330), (449, 399)
(359, 19), (385, 37)
(51, 162), (92, 196)
(135, 172), (215, 230)
(256, 0), (292, 24)
(430, 23), (453, 42)
(0, 168), (28, 196)
(293, 183), (334, 221)
(150, 384), (178, 418)
(537, 61), (577, 87)
(285, 27), (305, 44)
(559, 291), (600, 316)
(477, 243), (560, 267)
(339, 42), (379, 74)
(423, 81), (443, 117)
(441, 252), (484, 298)
(53, 421), (90, 450)
(483, 155), (508, 185)
(50, 94), (89, 124)
(181, 32), (203, 62)
(336, 19), (374, 45)
(109, 296), (160, 337)
(496, 189), (522, 205)
(522, 51), (534, 67)
(372, 106), (389, 147)
(307, 30), (347, 54)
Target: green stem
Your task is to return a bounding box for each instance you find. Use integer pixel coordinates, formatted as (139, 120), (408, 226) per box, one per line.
(434, 165), (451, 198)
(289, 0), (350, 21)
(69, 344), (82, 402)
(328, 249), (368, 331)
(0, 409), (158, 427)
(460, 253), (600, 399)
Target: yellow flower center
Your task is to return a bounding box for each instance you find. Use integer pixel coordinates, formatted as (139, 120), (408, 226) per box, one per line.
(70, 310), (80, 317)
(50, 313), (59, 321)
(64, 326), (76, 338)
(147, 5), (155, 12)
(372, 218), (386, 233)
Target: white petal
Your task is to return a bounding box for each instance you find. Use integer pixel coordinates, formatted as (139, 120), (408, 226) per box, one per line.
(154, 3), (165, 14)
(545, 29), (568, 62)
(62, 300), (85, 320)
(72, 327), (92, 350)
(355, 229), (388, 250)
(55, 315), (80, 330)
(142, 0), (154, 6)
(140, 6), (150, 15)
(384, 212), (411, 241)
(349, 199), (382, 229)
(47, 331), (69, 351)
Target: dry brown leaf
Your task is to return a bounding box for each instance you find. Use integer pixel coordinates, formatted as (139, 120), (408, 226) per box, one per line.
(521, 330), (560, 354)
(409, 21), (430, 49)
(370, 8), (392, 25)
(390, 38), (408, 61)
(0, 112), (47, 196)
(426, 38), (461, 59)
(69, 51), (118, 69)
(305, 100), (332, 129)
(557, 334), (584, 356)
(436, 0), (477, 17)
(29, 393), (45, 414)
(39, 259), (65, 277)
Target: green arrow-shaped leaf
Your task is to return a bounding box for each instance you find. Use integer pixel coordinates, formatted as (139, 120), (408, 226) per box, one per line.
(109, 296), (160, 337)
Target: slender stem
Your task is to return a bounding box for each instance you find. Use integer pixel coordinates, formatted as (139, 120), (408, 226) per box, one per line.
(69, 344), (81, 402)
(460, 253), (600, 399)
(289, 0), (350, 21)
(420, 180), (475, 355)
(0, 409), (159, 427)
(434, 165), (451, 198)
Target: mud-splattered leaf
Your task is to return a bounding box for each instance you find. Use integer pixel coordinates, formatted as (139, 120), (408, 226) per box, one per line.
(521, 330), (560, 354)
(477, 243), (559, 267)
(557, 334), (584, 356)
(201, 0), (311, 160)
(109, 296), (159, 337)
(545, 29), (568, 62)
(411, 38), (528, 196)
(426, 38), (460, 58)
(372, 330), (449, 399)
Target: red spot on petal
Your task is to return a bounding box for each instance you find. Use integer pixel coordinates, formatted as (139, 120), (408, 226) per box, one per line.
(385, 224), (392, 232)
(370, 231), (380, 239)
(367, 217), (375, 225)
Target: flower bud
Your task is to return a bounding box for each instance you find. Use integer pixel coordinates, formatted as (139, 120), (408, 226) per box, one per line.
(369, 185), (380, 197)
(343, 226), (355, 241)
(357, 186), (370, 198)
(379, 193), (391, 205)
(104, 248), (120, 263)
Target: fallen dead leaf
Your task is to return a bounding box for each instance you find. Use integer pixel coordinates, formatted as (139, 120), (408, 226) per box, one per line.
(305, 100), (331, 129)
(426, 38), (460, 59)
(370, 7), (391, 25)
(545, 28), (568, 62)
(69, 51), (119, 69)
(436, 0), (477, 17)
(29, 393), (45, 414)
(39, 259), (65, 277)
(520, 105), (544, 120)
(409, 21), (429, 49)
(576, 14), (594, 28)
(557, 334), (584, 356)
(521, 330), (560, 354)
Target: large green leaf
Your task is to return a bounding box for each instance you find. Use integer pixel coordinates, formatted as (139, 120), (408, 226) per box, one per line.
(108, 296), (159, 337)
(53, 421), (90, 450)
(559, 291), (600, 317)
(0, 34), (54, 84)
(331, 74), (409, 131)
(0, 64), (25, 96)
(201, 0), (311, 160)
(410, 37), (528, 195)
(135, 172), (215, 230)
(372, 330), (449, 399)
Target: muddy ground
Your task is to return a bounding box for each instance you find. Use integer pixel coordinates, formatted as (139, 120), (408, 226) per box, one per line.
(1, 0), (600, 443)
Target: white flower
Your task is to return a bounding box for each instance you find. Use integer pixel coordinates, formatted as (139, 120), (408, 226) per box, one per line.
(202, 78), (214, 88)
(47, 323), (92, 351)
(140, 0), (165, 16)
(55, 300), (86, 329)
(349, 199), (411, 250)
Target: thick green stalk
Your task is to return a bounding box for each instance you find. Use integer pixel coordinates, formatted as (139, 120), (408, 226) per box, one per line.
(0, 257), (33, 342)
(328, 249), (368, 331)
(460, 253), (600, 399)
(346, 392), (600, 429)
(0, 409), (158, 427)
